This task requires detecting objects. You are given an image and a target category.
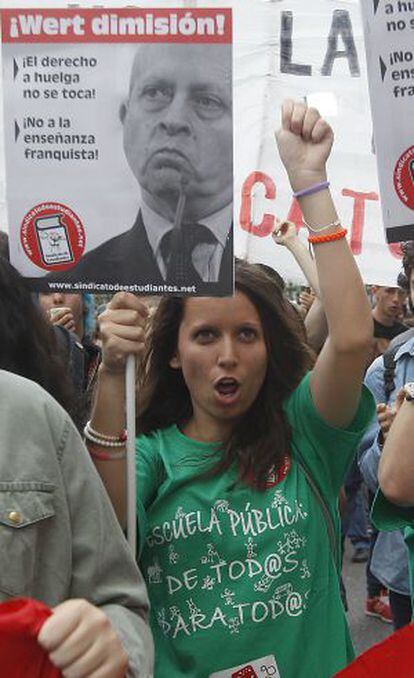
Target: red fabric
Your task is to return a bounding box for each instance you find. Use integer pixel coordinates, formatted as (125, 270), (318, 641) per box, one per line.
(334, 622), (414, 677)
(0, 598), (60, 677)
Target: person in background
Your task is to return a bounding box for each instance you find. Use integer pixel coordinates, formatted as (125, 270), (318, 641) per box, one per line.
(373, 380), (414, 629)
(38, 292), (101, 427)
(341, 459), (371, 564)
(0, 233), (97, 429)
(359, 243), (414, 629)
(38, 292), (96, 344)
(344, 282), (408, 613)
(353, 282), (409, 616)
(0, 368), (152, 676)
(369, 284), (407, 363)
(0, 257), (78, 425)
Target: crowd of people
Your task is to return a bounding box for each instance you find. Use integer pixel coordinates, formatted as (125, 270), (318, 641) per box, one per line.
(1, 100), (414, 677)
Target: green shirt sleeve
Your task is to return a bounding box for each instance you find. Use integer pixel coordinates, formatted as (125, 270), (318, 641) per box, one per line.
(284, 372), (375, 501)
(372, 488), (414, 531)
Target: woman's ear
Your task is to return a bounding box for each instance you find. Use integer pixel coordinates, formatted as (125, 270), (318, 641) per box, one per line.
(169, 354), (181, 369)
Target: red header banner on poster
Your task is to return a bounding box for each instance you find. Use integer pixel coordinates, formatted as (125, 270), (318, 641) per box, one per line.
(1, 8), (232, 44)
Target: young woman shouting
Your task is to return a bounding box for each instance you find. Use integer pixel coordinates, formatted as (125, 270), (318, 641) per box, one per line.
(87, 101), (374, 678)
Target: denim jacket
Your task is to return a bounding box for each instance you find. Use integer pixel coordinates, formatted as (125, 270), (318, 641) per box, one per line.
(358, 338), (414, 595)
(0, 370), (153, 676)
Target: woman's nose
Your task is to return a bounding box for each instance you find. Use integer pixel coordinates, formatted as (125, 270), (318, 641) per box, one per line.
(217, 337), (238, 367)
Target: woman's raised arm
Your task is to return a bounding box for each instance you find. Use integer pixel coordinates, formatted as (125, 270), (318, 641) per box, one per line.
(276, 100), (372, 428)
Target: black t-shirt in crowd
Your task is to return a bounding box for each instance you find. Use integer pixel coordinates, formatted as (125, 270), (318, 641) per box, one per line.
(373, 318), (408, 340)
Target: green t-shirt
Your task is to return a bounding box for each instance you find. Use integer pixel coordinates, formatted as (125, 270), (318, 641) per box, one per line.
(136, 374), (374, 678)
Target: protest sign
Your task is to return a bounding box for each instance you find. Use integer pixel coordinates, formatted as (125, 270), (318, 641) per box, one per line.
(0, 1), (406, 287)
(232, 0), (403, 286)
(360, 0), (414, 244)
(2, 6), (233, 296)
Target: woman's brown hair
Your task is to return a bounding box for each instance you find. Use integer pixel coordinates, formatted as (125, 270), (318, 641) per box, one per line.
(137, 259), (314, 489)
(0, 258), (78, 425)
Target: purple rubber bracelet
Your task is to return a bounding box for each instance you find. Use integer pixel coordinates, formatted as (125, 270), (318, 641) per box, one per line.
(292, 181), (330, 199)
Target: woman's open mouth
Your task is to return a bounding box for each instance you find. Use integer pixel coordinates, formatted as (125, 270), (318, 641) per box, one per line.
(214, 377), (240, 404)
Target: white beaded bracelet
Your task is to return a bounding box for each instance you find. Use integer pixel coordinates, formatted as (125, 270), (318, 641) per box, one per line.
(83, 426), (126, 448)
(85, 420), (127, 443)
(303, 218), (341, 233)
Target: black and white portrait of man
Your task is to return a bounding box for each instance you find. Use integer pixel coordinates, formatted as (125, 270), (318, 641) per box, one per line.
(46, 41), (233, 295)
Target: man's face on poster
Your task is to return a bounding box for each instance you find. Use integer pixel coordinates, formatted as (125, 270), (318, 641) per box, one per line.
(120, 43), (232, 220)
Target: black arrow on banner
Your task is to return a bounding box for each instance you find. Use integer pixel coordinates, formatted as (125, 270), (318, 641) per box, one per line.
(380, 56), (387, 81)
(14, 121), (20, 141)
(13, 58), (19, 80)
(373, 0), (380, 14)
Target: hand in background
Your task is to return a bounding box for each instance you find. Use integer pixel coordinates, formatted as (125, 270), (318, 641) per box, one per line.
(377, 389), (408, 442)
(377, 403), (396, 442)
(272, 219), (298, 247)
(48, 306), (76, 334)
(298, 290), (316, 315)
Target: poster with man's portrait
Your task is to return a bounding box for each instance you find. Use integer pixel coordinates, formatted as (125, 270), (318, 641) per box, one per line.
(2, 7), (233, 296)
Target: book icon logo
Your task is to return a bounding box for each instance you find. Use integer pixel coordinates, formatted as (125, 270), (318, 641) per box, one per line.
(35, 214), (74, 266)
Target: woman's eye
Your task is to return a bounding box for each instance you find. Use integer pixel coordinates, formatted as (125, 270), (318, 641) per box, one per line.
(195, 329), (216, 343)
(239, 328), (257, 342)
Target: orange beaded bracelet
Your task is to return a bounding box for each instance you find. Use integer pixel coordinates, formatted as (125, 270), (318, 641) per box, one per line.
(308, 228), (347, 245)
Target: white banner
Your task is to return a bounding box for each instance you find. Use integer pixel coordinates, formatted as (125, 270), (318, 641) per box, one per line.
(0, 0), (405, 287)
(360, 0), (414, 243)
